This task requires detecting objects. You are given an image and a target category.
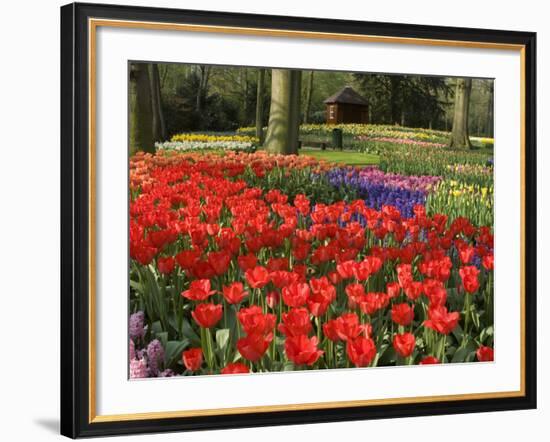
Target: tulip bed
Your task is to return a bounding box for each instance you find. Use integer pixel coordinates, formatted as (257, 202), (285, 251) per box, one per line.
(155, 133), (259, 153)
(129, 150), (494, 378)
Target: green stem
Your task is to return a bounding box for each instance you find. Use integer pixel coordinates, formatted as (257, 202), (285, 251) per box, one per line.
(463, 294), (471, 346)
(439, 334), (447, 363)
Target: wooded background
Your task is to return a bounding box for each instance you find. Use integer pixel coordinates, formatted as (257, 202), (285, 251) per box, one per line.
(130, 62), (494, 153)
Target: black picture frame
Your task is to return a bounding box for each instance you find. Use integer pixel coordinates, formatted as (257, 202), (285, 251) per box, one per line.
(60, 2), (537, 438)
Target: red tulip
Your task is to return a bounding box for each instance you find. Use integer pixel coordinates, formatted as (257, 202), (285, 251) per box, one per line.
(245, 266), (270, 289)
(336, 260), (355, 280)
(391, 303), (414, 326)
(396, 263), (413, 288)
(419, 356), (440, 365)
(181, 279), (217, 301)
(191, 303), (223, 328)
(423, 279), (447, 306)
(182, 348), (203, 371)
(282, 281), (310, 307)
(207, 250), (232, 276)
(323, 313), (365, 342)
(393, 332), (416, 357)
(266, 291), (280, 309)
(306, 291), (332, 317)
(237, 333), (272, 362)
(345, 283), (365, 307)
(221, 362), (250, 374)
(157, 256), (175, 274)
(327, 271), (342, 285)
(322, 319), (341, 342)
(175, 249), (201, 270)
(222, 282), (248, 305)
(346, 336), (377, 367)
(386, 281), (401, 299)
(132, 244), (157, 266)
(270, 270), (294, 289)
(358, 292), (388, 315)
(482, 254), (494, 271)
(266, 257), (289, 272)
(285, 335), (323, 366)
(459, 265), (480, 294)
(476, 345), (494, 362)
(237, 305), (276, 336)
(278, 308), (313, 337)
(404, 281), (423, 301)
(458, 245), (475, 264)
(190, 260), (216, 280)
(424, 305), (460, 335)
(237, 253), (257, 271)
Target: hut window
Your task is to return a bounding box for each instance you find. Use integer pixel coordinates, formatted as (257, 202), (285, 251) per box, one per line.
(329, 105), (335, 118)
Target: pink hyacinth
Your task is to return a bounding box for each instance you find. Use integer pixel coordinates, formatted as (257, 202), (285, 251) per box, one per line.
(130, 357), (148, 379)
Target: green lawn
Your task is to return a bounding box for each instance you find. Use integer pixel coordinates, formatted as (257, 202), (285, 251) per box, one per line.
(299, 147), (379, 166)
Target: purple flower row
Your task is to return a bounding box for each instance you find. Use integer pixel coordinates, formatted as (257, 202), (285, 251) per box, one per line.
(323, 167), (441, 219)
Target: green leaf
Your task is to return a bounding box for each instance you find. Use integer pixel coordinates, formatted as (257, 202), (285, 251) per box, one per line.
(151, 320), (163, 335)
(129, 280), (144, 293)
(377, 345), (396, 365)
(452, 324), (464, 343)
(451, 341), (477, 363)
(480, 326), (494, 344)
(472, 311), (481, 329)
(283, 362), (295, 371)
(181, 319), (201, 346)
(216, 328), (230, 351)
(165, 340), (190, 368)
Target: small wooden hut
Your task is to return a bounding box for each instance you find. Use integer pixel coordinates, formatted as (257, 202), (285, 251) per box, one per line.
(324, 86), (369, 124)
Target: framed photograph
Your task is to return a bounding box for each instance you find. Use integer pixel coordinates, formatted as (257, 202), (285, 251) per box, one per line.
(60, 2), (537, 438)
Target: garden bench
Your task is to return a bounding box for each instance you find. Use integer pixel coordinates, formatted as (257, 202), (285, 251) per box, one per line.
(299, 140), (328, 150)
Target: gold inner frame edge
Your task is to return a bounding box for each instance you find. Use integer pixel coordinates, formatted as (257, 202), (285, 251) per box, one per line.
(87, 18), (527, 424)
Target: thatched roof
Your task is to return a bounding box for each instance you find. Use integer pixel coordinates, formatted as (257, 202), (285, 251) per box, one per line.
(323, 86), (369, 106)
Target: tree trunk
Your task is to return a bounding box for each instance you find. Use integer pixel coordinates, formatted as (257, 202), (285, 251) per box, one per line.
(150, 63), (166, 141)
(129, 63), (154, 154)
(389, 76), (402, 125)
(487, 82), (494, 138)
(195, 65), (210, 114)
(288, 70), (302, 151)
(303, 70), (314, 124)
(449, 78), (472, 149)
(255, 69), (265, 143)
(264, 69), (301, 155)
(242, 68), (249, 126)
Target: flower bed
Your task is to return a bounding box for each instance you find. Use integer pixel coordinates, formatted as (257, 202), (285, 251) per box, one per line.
(155, 133), (259, 153)
(427, 181), (494, 227)
(322, 166), (441, 219)
(379, 145), (493, 187)
(238, 124), (448, 141)
(171, 133), (259, 144)
(156, 140), (254, 152)
(129, 151), (494, 378)
(355, 136), (446, 149)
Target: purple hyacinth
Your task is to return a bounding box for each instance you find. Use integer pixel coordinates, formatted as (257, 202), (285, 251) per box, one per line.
(129, 357), (148, 379)
(146, 339), (165, 376)
(129, 339), (136, 360)
(159, 369), (175, 377)
(129, 311), (145, 341)
(322, 166), (441, 219)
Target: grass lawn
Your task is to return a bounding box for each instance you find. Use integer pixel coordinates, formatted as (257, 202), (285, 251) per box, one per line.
(299, 147), (380, 166)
